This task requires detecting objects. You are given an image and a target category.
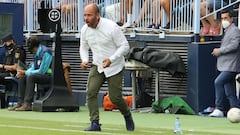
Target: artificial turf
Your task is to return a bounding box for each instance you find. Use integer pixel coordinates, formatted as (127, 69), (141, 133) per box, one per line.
(0, 107), (239, 135)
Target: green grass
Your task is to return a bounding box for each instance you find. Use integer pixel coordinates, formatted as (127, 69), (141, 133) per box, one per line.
(0, 107), (239, 135)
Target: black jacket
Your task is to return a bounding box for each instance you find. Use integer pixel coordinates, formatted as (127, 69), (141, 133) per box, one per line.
(127, 47), (186, 77)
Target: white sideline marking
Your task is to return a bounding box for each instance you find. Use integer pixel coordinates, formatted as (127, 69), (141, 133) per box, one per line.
(64, 124), (164, 134)
(64, 125), (121, 131)
(0, 124), (131, 135)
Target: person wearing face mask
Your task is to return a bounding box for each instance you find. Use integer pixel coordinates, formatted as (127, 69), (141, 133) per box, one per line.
(8, 36), (52, 111)
(0, 34), (26, 89)
(209, 10), (240, 117)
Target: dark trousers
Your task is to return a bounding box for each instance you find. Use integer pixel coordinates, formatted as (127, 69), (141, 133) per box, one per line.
(18, 74), (51, 105)
(214, 71), (239, 111)
(0, 72), (10, 85)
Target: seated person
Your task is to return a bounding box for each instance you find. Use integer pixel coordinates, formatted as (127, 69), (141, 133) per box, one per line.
(193, 0), (227, 35)
(8, 36), (52, 111)
(0, 34), (26, 87)
(118, 0), (133, 27)
(133, 0), (170, 29)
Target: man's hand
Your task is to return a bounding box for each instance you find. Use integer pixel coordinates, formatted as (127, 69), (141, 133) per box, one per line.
(16, 70), (25, 78)
(103, 58), (111, 68)
(81, 61), (89, 70)
(211, 48), (219, 57)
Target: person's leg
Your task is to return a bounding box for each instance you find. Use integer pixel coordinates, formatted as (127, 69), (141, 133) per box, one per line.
(7, 75), (26, 111)
(107, 69), (134, 131)
(209, 71), (227, 117)
(107, 70), (130, 116)
(134, 0), (148, 26)
(18, 76), (26, 104)
(24, 74), (51, 105)
(205, 0), (221, 35)
(84, 65), (105, 131)
(119, 0), (124, 25)
(128, 0), (133, 14)
(199, 2), (211, 34)
(122, 0), (133, 27)
(160, 0), (170, 23)
(152, 0), (161, 28)
(215, 72), (238, 110)
(0, 72), (10, 85)
(224, 73), (239, 108)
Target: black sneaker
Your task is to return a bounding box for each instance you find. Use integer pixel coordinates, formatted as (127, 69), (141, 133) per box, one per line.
(147, 24), (156, 28)
(84, 121), (101, 131)
(124, 113), (135, 131)
(163, 22), (170, 29)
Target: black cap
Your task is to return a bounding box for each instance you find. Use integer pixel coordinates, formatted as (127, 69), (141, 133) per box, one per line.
(1, 34), (14, 43)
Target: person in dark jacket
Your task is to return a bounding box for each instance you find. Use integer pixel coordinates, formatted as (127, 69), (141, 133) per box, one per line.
(0, 34), (26, 86)
(8, 36), (52, 111)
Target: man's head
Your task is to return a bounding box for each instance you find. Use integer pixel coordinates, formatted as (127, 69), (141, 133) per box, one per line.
(27, 36), (40, 53)
(1, 34), (15, 50)
(84, 3), (100, 28)
(221, 10), (234, 29)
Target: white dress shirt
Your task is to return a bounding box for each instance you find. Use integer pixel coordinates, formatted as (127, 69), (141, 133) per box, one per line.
(80, 17), (130, 77)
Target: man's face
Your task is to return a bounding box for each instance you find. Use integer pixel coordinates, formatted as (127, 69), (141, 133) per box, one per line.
(84, 6), (100, 28)
(4, 40), (14, 46)
(221, 12), (233, 23)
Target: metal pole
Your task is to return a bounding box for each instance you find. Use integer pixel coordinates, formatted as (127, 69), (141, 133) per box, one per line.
(78, 0), (84, 32)
(27, 0), (33, 32)
(193, 0), (200, 34)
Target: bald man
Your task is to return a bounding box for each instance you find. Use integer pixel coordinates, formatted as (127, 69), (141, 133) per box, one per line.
(80, 4), (134, 131)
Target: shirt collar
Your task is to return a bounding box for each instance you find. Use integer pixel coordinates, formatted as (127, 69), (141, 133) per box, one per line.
(95, 17), (102, 29)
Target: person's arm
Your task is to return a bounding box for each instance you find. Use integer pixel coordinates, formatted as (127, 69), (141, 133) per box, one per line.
(25, 53), (52, 76)
(0, 64), (5, 69)
(80, 27), (90, 63)
(25, 63), (34, 76)
(4, 64), (17, 71)
(110, 25), (130, 62)
(218, 29), (240, 56)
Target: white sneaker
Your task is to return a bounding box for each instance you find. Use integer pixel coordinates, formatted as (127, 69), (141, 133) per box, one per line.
(121, 22), (132, 28)
(209, 109), (224, 117)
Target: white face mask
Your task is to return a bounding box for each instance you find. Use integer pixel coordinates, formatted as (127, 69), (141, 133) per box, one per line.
(222, 20), (231, 29)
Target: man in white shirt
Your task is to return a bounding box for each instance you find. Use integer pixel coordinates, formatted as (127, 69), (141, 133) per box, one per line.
(80, 3), (134, 131)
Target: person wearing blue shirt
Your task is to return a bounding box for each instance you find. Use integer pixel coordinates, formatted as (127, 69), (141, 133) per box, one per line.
(8, 36), (52, 111)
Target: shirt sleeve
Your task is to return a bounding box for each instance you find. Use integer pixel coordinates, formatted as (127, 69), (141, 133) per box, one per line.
(80, 26), (90, 62)
(218, 29), (240, 55)
(109, 25), (130, 62)
(25, 63), (34, 76)
(25, 52), (52, 76)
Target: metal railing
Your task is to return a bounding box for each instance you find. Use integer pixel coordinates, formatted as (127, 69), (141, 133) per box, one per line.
(1, 0), (239, 34)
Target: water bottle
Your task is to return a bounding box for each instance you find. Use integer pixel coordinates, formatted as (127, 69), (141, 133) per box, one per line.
(174, 117), (183, 134)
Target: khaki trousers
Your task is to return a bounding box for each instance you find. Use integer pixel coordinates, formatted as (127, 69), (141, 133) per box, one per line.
(87, 65), (130, 121)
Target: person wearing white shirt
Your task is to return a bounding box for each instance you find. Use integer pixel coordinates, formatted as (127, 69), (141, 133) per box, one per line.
(80, 3), (134, 132)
